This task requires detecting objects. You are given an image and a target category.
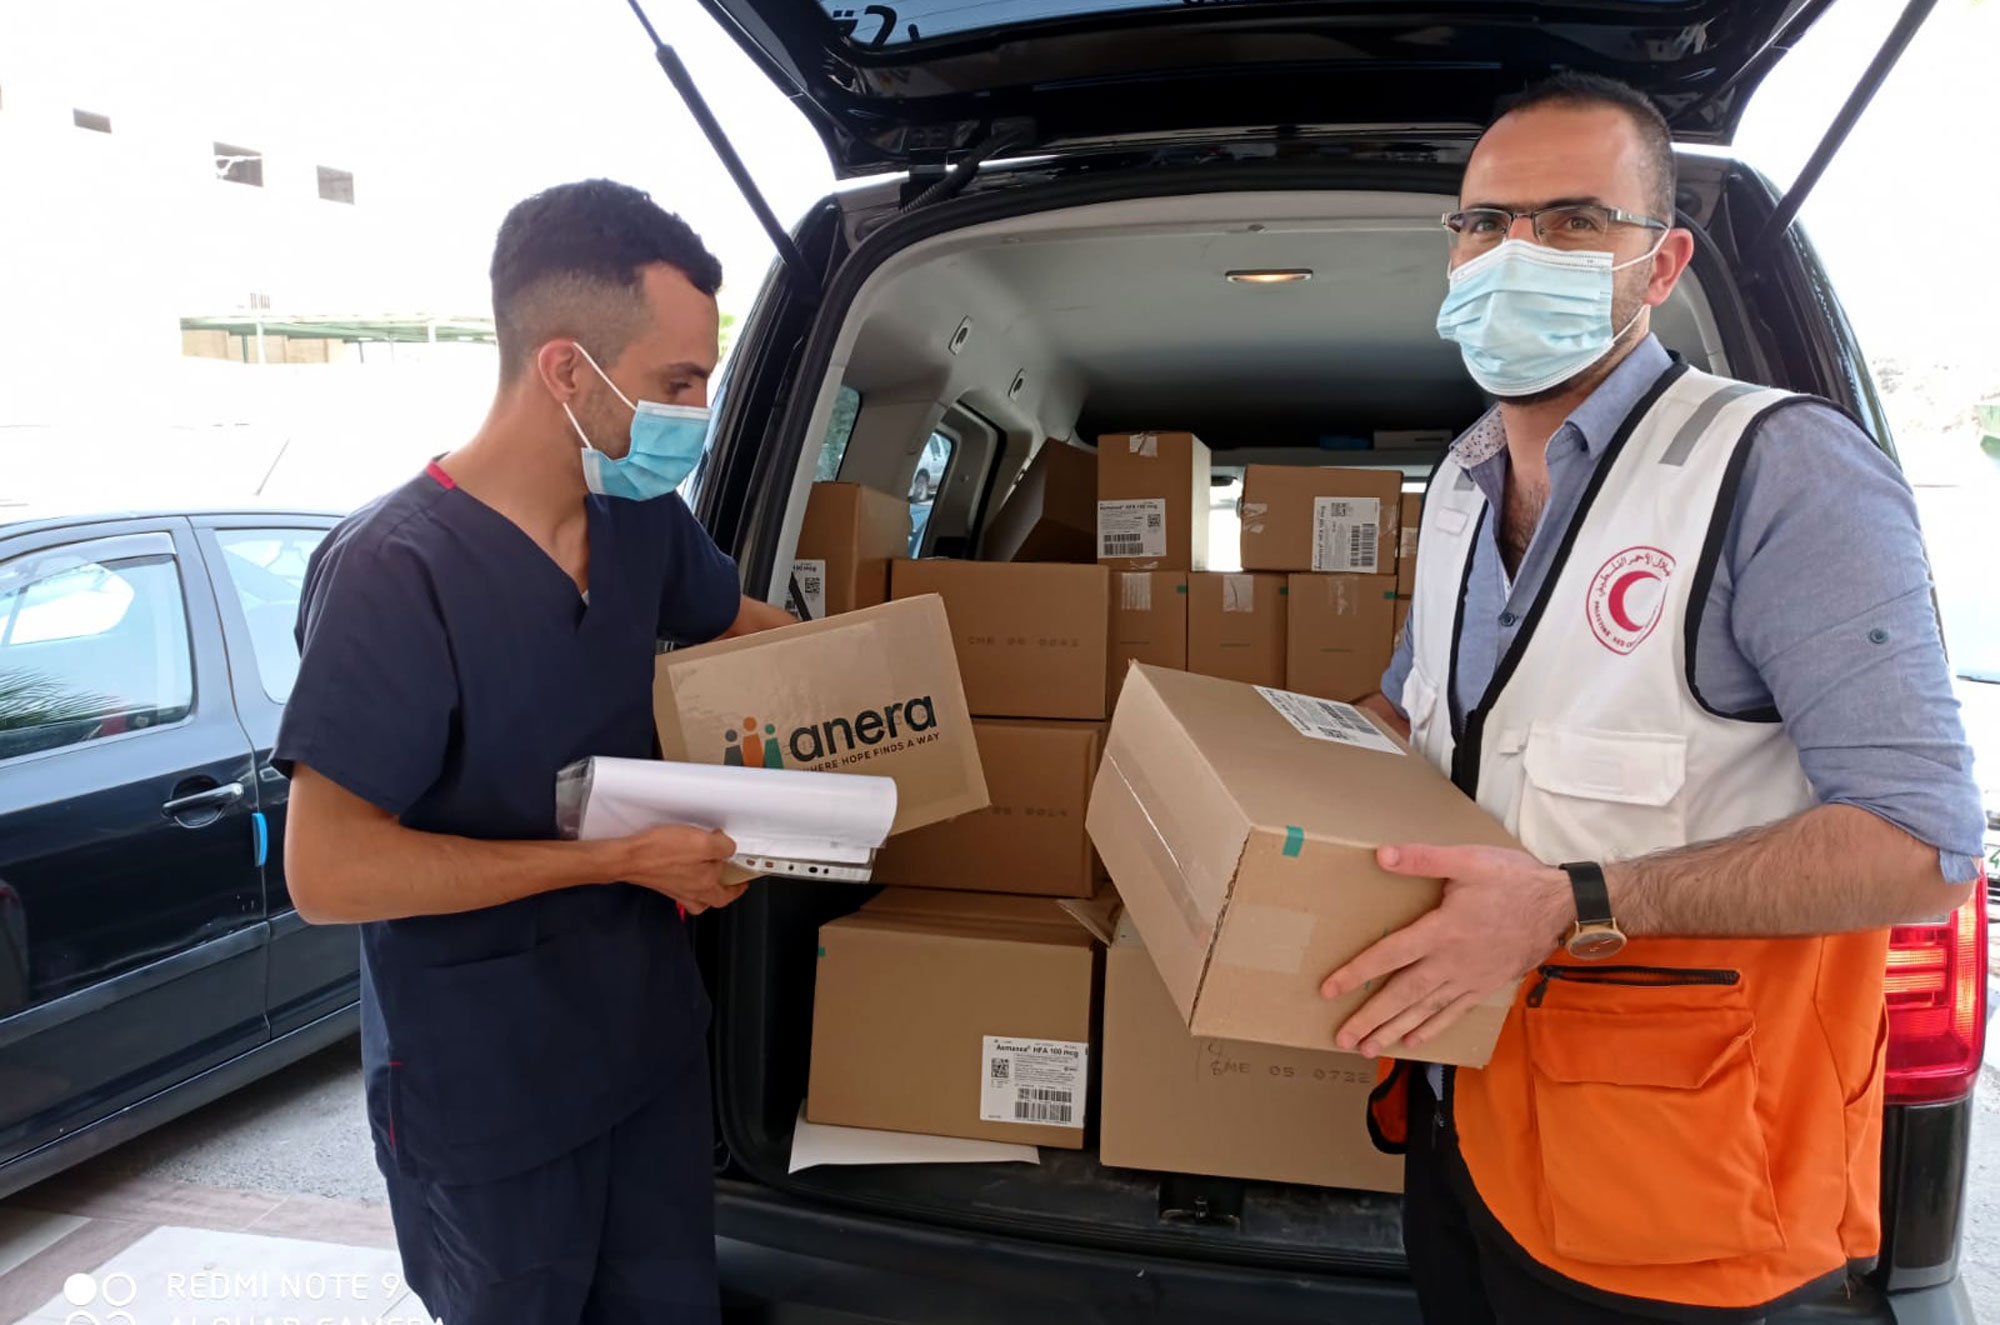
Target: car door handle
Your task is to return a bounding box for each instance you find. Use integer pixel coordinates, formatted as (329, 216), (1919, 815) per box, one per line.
(162, 781), (245, 817)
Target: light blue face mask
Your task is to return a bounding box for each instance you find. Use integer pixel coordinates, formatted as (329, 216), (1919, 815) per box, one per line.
(562, 343), (710, 501)
(1435, 237), (1661, 398)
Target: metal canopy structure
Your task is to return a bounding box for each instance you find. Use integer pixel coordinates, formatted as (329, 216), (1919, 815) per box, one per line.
(179, 312), (495, 345)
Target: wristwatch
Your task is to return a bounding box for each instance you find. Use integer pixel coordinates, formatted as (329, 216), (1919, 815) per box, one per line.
(1559, 861), (1627, 961)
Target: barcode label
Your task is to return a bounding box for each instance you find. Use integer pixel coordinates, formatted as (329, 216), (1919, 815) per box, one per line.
(1012, 1088), (1075, 1124)
(979, 1035), (1087, 1127)
(1120, 572), (1153, 612)
(786, 559), (827, 620)
(1255, 685), (1404, 756)
(1312, 497), (1381, 573)
(1098, 499), (1168, 560)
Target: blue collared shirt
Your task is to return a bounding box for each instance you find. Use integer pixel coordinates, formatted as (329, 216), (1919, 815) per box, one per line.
(1382, 336), (1985, 883)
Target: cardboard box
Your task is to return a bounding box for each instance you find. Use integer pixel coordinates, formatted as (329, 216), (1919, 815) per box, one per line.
(1187, 573), (1287, 689)
(985, 442), (1098, 564)
(1287, 574), (1399, 703)
(1101, 918), (1403, 1192)
(808, 889), (1098, 1147)
(1097, 431), (1211, 572)
(1239, 465), (1402, 575)
(891, 560), (1109, 720)
(1397, 492), (1422, 599)
(1109, 571), (1188, 703)
(790, 482), (912, 619)
(653, 595), (987, 836)
(1087, 665), (1519, 1066)
(872, 719), (1104, 897)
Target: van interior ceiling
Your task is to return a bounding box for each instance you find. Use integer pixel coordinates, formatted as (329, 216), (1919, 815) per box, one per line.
(723, 189), (1737, 1264)
(782, 190), (1733, 574)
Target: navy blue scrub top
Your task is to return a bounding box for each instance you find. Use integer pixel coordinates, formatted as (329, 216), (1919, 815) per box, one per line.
(274, 463), (741, 1184)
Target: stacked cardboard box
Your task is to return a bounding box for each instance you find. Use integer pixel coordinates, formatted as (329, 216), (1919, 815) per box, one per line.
(1395, 491), (1422, 644)
(810, 890), (1098, 1147)
(1239, 465), (1401, 577)
(790, 481), (913, 620)
(985, 441), (1098, 564)
(1101, 916), (1403, 1191)
(1187, 572), (1287, 688)
(1287, 573), (1399, 703)
(1097, 431), (1210, 572)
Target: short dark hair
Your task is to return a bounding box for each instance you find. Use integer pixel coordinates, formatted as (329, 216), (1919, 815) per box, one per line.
(1484, 72), (1677, 222)
(490, 179), (723, 380)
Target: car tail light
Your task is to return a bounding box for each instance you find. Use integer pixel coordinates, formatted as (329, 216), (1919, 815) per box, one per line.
(1882, 888), (1987, 1106)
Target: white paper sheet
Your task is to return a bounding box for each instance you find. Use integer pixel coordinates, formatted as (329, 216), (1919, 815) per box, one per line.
(560, 757), (897, 865)
(787, 1106), (1041, 1173)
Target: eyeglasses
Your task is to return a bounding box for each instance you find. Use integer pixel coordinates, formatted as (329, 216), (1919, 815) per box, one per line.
(1441, 204), (1669, 253)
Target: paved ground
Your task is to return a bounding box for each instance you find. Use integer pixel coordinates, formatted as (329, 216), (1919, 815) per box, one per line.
(0, 1039), (406, 1325)
(1, 1034), (1993, 1322)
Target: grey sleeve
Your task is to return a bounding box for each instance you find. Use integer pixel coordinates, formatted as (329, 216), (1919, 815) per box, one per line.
(1696, 401), (1985, 884)
(1380, 603), (1416, 718)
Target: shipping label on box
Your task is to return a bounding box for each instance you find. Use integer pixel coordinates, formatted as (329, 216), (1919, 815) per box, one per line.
(1312, 497), (1384, 573)
(654, 595), (986, 835)
(1086, 665), (1519, 1067)
(1098, 499), (1168, 561)
(786, 559), (828, 620)
(979, 1036), (1087, 1127)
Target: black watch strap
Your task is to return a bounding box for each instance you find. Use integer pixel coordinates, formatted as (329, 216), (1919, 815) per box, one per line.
(1560, 861), (1613, 928)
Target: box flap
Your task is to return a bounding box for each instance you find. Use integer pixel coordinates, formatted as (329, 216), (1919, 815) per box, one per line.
(836, 887), (1098, 948)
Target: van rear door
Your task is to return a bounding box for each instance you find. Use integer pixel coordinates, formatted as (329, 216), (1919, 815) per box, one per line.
(686, 0), (1842, 175)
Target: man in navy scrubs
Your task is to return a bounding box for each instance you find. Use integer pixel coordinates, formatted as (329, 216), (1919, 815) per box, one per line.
(275, 179), (794, 1324)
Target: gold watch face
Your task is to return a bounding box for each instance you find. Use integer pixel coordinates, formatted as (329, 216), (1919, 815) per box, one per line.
(1566, 925), (1627, 961)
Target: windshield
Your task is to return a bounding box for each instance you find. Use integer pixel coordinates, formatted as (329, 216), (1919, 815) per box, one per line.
(817, 0), (1691, 48)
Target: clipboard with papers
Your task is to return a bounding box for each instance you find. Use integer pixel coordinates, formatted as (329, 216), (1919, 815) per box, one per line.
(555, 756), (898, 882)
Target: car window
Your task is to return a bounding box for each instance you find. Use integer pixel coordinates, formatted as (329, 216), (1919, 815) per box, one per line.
(0, 546), (194, 761)
(908, 429), (955, 555)
(816, 385), (861, 481)
(214, 528), (326, 702)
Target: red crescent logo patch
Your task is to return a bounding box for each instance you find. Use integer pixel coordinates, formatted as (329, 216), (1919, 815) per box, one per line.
(1586, 546), (1676, 655)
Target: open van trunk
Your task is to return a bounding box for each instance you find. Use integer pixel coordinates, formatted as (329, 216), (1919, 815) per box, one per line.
(699, 169), (1780, 1275)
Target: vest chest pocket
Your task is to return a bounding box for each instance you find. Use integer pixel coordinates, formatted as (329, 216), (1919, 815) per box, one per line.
(1514, 723), (1688, 864)
(1401, 664), (1448, 767)
(1525, 1003), (1785, 1266)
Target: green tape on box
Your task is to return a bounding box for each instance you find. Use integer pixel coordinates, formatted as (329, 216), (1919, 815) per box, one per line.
(1282, 825), (1304, 858)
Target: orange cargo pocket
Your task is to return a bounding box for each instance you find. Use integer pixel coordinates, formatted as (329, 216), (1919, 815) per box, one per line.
(1839, 1014), (1889, 1258)
(1526, 1006), (1785, 1267)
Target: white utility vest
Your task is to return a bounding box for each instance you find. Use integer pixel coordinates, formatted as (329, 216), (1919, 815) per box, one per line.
(1402, 362), (1817, 858)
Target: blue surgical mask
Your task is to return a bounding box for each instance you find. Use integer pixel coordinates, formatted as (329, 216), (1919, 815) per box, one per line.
(1435, 237), (1661, 398)
(561, 343), (709, 501)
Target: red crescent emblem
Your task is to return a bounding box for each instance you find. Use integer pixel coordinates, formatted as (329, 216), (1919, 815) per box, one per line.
(1607, 569), (1660, 633)
(1586, 546), (1676, 655)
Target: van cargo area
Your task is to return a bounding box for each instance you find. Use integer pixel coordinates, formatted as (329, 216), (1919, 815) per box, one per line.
(702, 181), (1754, 1276)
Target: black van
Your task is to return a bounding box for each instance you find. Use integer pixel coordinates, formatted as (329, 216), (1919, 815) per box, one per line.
(661, 1), (1987, 1320)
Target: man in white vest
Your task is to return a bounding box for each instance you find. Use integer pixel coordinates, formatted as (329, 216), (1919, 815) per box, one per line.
(1344, 73), (1985, 1322)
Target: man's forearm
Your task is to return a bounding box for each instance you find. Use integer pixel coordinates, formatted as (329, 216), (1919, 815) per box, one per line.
(1607, 803), (1974, 940)
(722, 594), (796, 637)
(289, 798), (631, 925)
